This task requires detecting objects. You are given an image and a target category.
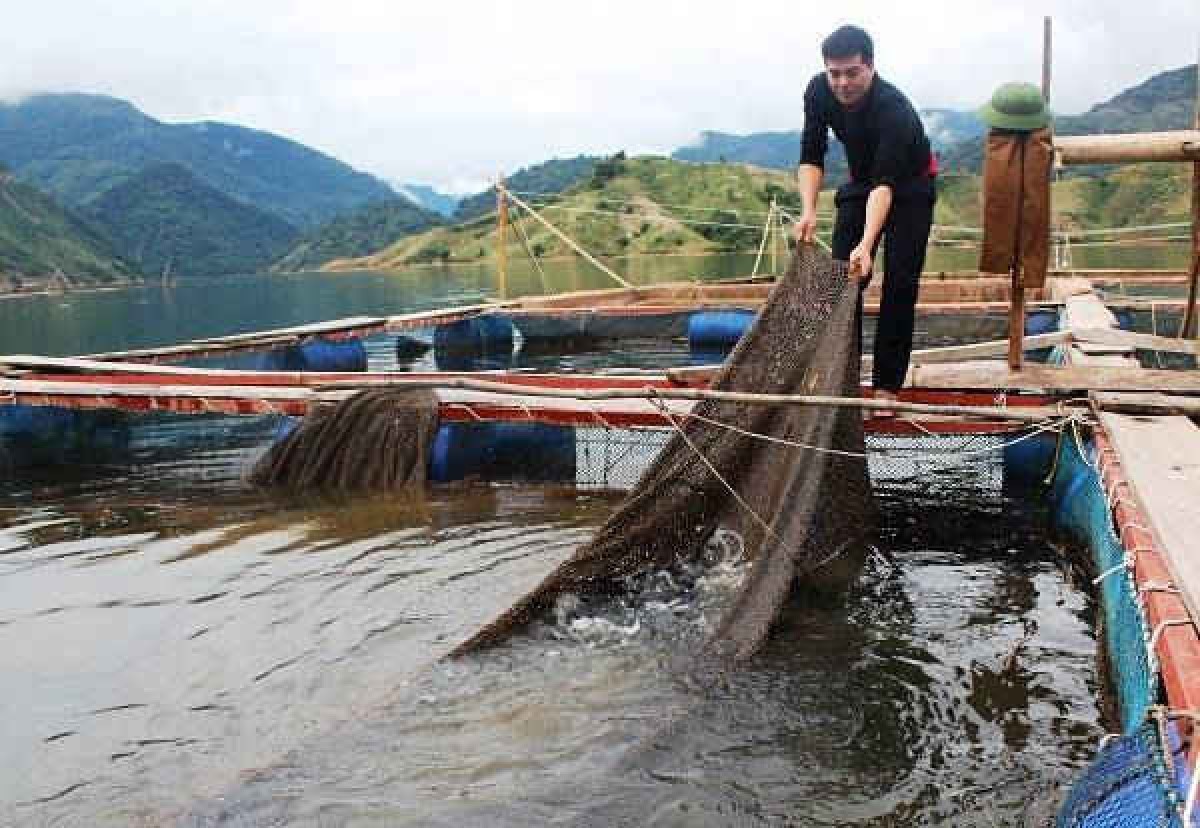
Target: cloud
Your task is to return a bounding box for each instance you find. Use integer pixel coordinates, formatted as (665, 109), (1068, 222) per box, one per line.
(1, 0), (1196, 190)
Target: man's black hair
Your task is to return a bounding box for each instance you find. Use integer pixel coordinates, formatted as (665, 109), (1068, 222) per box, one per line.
(821, 25), (874, 65)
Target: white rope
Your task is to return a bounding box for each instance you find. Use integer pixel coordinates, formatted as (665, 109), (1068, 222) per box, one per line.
(1150, 618), (1194, 651)
(647, 394), (781, 545)
(663, 404), (1076, 462)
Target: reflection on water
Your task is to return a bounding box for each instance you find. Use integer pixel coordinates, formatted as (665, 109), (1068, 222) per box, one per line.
(0, 419), (1103, 826)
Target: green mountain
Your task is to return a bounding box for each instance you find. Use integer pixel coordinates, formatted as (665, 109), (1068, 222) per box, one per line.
(0, 94), (393, 227)
(454, 156), (599, 221)
(670, 111), (984, 183)
(0, 164), (135, 287)
(83, 162), (298, 278)
(327, 156), (798, 270)
(271, 197), (444, 272)
(1057, 65), (1197, 135)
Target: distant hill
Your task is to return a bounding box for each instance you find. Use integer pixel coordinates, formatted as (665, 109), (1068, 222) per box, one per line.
(0, 165), (135, 287)
(1057, 64), (1197, 136)
(941, 64), (1198, 172)
(271, 197), (444, 272)
(83, 162), (298, 278)
(327, 156), (804, 270)
(672, 130), (848, 184)
(0, 94), (393, 227)
(453, 156), (599, 221)
(671, 110), (985, 184)
(396, 183), (461, 218)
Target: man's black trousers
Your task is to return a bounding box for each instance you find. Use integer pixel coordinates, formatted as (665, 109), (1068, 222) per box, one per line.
(831, 179), (936, 393)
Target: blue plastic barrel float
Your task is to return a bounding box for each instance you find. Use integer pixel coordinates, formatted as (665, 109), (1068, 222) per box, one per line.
(0, 404), (131, 469)
(251, 337), (368, 372)
(433, 315), (515, 371)
(687, 309), (757, 354)
(428, 422), (576, 483)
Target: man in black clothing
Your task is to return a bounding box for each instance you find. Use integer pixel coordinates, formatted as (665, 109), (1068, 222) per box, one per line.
(793, 25), (936, 407)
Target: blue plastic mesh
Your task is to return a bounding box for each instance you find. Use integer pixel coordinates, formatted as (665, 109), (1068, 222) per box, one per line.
(1049, 427), (1159, 732)
(1057, 717), (1183, 827)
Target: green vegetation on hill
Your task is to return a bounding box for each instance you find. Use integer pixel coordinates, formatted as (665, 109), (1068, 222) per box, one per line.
(328, 153), (1193, 274)
(0, 94), (393, 227)
(84, 162), (298, 278)
(328, 157), (806, 270)
(271, 198), (445, 272)
(0, 168), (135, 287)
(454, 156), (599, 221)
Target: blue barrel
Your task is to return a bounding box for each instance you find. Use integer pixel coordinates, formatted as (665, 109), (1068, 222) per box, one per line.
(428, 422), (576, 483)
(433, 315), (515, 371)
(1025, 308), (1059, 337)
(252, 337), (368, 372)
(687, 309), (756, 352)
(0, 404), (130, 468)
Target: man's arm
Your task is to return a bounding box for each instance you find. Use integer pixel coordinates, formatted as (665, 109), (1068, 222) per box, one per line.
(847, 184), (892, 280)
(794, 163), (824, 242)
(795, 76), (828, 243)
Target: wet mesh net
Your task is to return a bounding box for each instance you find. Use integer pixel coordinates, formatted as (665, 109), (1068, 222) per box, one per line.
(1056, 715), (1184, 827)
(247, 389), (439, 490)
(1048, 426), (1158, 733)
(451, 246), (875, 661)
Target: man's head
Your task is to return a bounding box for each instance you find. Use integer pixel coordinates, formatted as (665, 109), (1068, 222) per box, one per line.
(821, 25), (875, 109)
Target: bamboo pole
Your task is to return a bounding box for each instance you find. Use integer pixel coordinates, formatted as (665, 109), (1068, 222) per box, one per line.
(1054, 131), (1200, 165)
(314, 376), (1070, 424)
(1181, 55), (1200, 339)
(500, 186), (634, 289)
(496, 174), (508, 301)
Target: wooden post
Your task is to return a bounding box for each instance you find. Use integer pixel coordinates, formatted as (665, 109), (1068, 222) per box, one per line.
(1182, 55), (1200, 339)
(1011, 17), (1052, 369)
(496, 174), (508, 301)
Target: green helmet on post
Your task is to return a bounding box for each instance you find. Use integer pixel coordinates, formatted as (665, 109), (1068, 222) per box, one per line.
(978, 82), (1052, 131)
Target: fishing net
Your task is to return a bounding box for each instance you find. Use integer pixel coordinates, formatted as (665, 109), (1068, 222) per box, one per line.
(1055, 714), (1184, 827)
(247, 389), (439, 490)
(451, 245), (875, 661)
(1049, 425), (1158, 733)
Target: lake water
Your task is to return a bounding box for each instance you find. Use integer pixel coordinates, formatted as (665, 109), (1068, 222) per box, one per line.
(0, 249), (1184, 825)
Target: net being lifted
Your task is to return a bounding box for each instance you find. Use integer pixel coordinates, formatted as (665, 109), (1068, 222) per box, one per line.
(451, 245), (875, 661)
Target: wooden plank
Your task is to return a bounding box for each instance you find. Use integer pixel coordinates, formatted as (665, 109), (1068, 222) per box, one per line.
(1099, 412), (1200, 625)
(1054, 130), (1200, 164)
(194, 315), (384, 344)
(1075, 328), (1200, 356)
(862, 331), (1070, 369)
(909, 362), (1200, 393)
(1093, 391), (1200, 416)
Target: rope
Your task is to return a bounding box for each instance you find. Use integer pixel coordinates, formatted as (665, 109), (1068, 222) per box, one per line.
(647, 394), (781, 546)
(510, 200), (551, 294)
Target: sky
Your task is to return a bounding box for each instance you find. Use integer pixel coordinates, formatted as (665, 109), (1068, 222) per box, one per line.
(2, 0), (1197, 194)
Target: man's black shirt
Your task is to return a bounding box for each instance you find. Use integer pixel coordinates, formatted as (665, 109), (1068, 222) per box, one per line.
(800, 73), (932, 194)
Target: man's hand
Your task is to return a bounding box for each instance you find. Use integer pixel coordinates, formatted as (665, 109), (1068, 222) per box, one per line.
(792, 211), (818, 244)
(848, 242), (873, 284)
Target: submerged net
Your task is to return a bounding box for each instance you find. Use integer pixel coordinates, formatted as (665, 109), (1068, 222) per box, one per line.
(1056, 715), (1184, 827)
(247, 389), (439, 490)
(451, 246), (875, 661)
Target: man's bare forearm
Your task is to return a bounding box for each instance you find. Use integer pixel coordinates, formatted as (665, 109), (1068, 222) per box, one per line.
(860, 184), (893, 249)
(797, 164), (823, 216)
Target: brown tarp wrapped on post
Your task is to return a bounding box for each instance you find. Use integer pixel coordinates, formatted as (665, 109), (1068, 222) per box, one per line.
(450, 246), (875, 662)
(980, 127), (1053, 288)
